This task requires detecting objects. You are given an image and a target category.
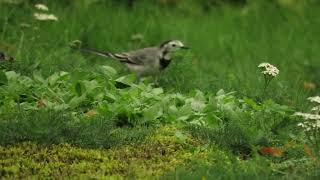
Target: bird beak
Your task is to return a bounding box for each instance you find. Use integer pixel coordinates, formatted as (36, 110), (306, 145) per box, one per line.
(181, 46), (190, 50)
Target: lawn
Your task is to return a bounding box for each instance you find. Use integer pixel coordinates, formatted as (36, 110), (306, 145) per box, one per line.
(0, 0), (319, 179)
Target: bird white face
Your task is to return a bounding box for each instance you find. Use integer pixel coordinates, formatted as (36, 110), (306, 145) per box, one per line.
(161, 40), (189, 52)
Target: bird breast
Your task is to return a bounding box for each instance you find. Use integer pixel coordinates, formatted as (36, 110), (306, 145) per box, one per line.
(125, 62), (160, 76)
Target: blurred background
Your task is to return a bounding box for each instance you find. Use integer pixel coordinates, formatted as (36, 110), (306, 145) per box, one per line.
(0, 0), (319, 106)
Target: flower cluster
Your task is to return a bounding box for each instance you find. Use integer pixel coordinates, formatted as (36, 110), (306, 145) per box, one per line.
(34, 13), (58, 21)
(294, 112), (320, 120)
(297, 121), (320, 131)
(258, 62), (279, 77)
(258, 62), (279, 91)
(312, 106), (320, 112)
(35, 4), (49, 11)
(33, 4), (58, 21)
(308, 96), (320, 104)
(294, 95), (320, 132)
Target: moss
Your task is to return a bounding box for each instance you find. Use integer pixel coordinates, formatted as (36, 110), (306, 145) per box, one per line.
(0, 125), (207, 178)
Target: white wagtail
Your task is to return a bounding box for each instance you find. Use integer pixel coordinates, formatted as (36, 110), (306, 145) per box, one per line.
(73, 40), (189, 82)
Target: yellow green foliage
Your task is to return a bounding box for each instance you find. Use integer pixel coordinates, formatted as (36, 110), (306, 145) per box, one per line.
(0, 125), (207, 179)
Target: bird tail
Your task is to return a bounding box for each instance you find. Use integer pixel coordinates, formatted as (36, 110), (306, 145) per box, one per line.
(76, 47), (115, 59)
(75, 47), (131, 63)
(69, 40), (119, 59)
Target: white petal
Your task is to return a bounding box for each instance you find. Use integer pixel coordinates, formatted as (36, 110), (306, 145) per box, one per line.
(34, 13), (58, 21)
(35, 4), (49, 11)
(308, 96), (320, 104)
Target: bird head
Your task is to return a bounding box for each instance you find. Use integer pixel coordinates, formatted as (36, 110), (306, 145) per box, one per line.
(160, 40), (189, 52)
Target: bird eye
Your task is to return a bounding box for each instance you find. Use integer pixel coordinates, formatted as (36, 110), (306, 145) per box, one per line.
(172, 44), (176, 47)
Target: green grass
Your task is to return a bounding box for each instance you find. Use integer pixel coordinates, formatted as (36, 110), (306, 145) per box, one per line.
(0, 0), (320, 179)
(1, 1), (319, 102)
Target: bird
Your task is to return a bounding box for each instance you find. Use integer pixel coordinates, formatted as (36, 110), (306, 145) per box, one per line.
(72, 40), (189, 83)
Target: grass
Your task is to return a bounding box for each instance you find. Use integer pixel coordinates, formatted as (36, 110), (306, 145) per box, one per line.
(0, 0), (320, 179)
(1, 1), (319, 101)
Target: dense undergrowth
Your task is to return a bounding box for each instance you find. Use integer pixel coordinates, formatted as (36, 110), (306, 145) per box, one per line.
(0, 67), (319, 178)
(1, 0), (320, 179)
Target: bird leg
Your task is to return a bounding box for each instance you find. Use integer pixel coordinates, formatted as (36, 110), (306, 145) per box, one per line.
(154, 75), (160, 87)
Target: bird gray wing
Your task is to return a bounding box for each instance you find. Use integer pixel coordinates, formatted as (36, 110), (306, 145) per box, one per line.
(77, 47), (142, 65)
(77, 46), (160, 66)
(125, 47), (160, 65)
(111, 52), (141, 65)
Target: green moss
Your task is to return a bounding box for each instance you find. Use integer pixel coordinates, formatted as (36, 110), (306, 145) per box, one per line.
(0, 125), (207, 178)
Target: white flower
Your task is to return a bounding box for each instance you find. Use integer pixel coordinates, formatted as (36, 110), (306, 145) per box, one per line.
(297, 122), (306, 128)
(35, 4), (49, 11)
(258, 62), (279, 77)
(297, 120), (320, 131)
(258, 63), (271, 68)
(311, 106), (320, 112)
(313, 120), (320, 128)
(294, 112), (320, 120)
(34, 13), (58, 21)
(20, 23), (31, 28)
(296, 96), (320, 132)
(307, 96), (320, 104)
(315, 120), (320, 128)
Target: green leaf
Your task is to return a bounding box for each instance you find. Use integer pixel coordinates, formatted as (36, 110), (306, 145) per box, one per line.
(189, 90), (206, 111)
(114, 74), (136, 88)
(194, 90), (205, 101)
(115, 74), (136, 85)
(99, 65), (117, 77)
(190, 99), (206, 112)
(83, 80), (100, 92)
(71, 70), (89, 81)
(105, 92), (116, 102)
(75, 82), (85, 96)
(47, 73), (60, 86)
(168, 105), (178, 114)
(47, 71), (69, 86)
(5, 71), (19, 80)
(30, 60), (41, 70)
(69, 95), (87, 108)
(177, 115), (190, 121)
(58, 71), (70, 82)
(244, 97), (262, 111)
(33, 71), (45, 83)
(174, 130), (187, 143)
(216, 89), (225, 96)
(143, 104), (163, 121)
(0, 70), (8, 85)
(151, 88), (164, 95)
(263, 99), (292, 114)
